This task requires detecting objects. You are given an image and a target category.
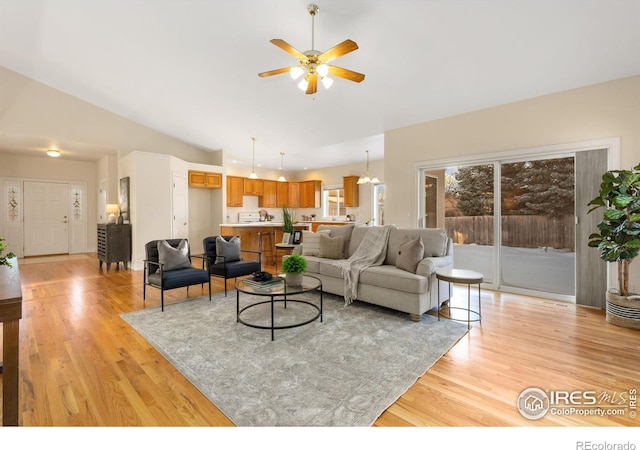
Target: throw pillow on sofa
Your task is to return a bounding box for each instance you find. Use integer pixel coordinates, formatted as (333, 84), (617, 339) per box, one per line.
(317, 223), (356, 258)
(301, 230), (331, 256)
(319, 234), (345, 259)
(215, 236), (241, 264)
(158, 239), (192, 271)
(396, 235), (424, 273)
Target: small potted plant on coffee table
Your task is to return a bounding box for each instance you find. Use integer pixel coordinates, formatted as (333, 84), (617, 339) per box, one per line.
(282, 254), (307, 286)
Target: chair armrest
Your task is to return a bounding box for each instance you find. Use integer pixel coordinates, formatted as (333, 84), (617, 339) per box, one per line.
(145, 259), (161, 269)
(292, 245), (303, 255)
(190, 254), (208, 271)
(416, 255), (453, 277)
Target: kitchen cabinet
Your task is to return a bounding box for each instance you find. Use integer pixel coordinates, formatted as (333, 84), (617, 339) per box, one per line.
(188, 170), (222, 188)
(259, 180), (278, 208)
(277, 181), (289, 207)
(287, 182), (300, 208)
(227, 176), (244, 207)
(343, 176), (359, 207)
(97, 224), (131, 271)
(300, 180), (322, 208)
(243, 178), (264, 196)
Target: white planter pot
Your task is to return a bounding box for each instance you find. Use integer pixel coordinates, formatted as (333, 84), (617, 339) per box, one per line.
(285, 272), (304, 287)
(606, 290), (640, 330)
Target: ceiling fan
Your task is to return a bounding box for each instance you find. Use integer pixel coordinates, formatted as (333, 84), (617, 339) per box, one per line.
(258, 3), (365, 95)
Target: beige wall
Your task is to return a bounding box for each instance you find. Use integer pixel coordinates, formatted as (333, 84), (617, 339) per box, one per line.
(385, 75), (640, 293)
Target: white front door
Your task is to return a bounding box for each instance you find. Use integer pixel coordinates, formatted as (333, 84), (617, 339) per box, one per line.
(24, 181), (70, 256)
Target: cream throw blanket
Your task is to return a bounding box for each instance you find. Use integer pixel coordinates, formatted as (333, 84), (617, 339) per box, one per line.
(333, 225), (393, 305)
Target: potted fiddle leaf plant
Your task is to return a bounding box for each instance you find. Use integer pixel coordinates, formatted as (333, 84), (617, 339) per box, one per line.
(282, 253), (307, 286)
(587, 162), (640, 329)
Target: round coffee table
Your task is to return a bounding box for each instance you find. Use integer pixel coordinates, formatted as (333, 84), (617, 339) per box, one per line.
(236, 274), (323, 341)
(436, 269), (483, 330)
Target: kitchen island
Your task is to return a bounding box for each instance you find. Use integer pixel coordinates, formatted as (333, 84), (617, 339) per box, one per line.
(219, 223), (310, 267)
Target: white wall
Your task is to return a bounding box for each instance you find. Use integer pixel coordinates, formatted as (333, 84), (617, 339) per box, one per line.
(384, 75), (640, 294)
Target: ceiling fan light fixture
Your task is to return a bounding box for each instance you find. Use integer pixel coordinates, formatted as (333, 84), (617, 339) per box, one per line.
(317, 63), (329, 77)
(258, 3), (364, 95)
(290, 66), (304, 80)
(321, 76), (333, 89)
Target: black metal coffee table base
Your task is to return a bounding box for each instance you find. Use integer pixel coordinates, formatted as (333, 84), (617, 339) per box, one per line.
(237, 296), (322, 341)
(236, 275), (323, 341)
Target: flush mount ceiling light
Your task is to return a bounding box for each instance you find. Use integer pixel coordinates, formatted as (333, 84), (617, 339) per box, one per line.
(277, 152), (287, 182)
(46, 148), (61, 157)
(357, 150), (380, 184)
(258, 3), (365, 95)
(248, 137), (258, 179)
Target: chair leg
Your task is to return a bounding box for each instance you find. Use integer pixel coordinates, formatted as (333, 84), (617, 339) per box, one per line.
(161, 290), (164, 312)
(208, 280), (212, 301)
(224, 278), (228, 297)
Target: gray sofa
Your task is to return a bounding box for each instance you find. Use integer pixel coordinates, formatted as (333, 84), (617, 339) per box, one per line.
(292, 224), (453, 321)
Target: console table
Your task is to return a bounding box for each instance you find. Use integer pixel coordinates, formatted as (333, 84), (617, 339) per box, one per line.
(0, 257), (22, 426)
(97, 224), (131, 271)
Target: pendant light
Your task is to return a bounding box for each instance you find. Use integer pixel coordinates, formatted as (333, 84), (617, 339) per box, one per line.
(357, 150), (380, 184)
(248, 137), (258, 179)
(277, 152), (287, 182)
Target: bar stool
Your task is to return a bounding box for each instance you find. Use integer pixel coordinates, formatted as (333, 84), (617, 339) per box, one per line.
(257, 230), (275, 266)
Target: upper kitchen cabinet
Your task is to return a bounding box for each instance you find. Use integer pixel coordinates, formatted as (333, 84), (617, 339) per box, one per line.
(259, 180), (278, 208)
(300, 180), (322, 208)
(227, 176), (244, 207)
(276, 181), (289, 207)
(343, 176), (359, 207)
(243, 178), (264, 196)
(188, 170), (222, 188)
(287, 182), (300, 208)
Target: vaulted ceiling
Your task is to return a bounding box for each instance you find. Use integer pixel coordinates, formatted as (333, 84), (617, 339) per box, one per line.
(0, 0), (638, 169)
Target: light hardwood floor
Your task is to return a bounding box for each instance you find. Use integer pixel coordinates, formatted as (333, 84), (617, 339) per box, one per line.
(1, 253), (638, 426)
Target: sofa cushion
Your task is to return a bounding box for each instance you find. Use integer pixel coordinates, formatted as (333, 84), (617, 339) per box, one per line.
(319, 234), (345, 259)
(301, 229), (331, 256)
(396, 235), (425, 273)
(359, 265), (429, 295)
(317, 223), (355, 258)
(215, 236), (241, 264)
(386, 228), (448, 265)
(158, 239), (192, 271)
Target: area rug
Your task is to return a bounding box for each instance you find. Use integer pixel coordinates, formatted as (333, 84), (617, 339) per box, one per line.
(120, 291), (468, 426)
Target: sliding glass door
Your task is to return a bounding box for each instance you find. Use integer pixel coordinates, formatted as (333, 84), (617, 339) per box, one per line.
(443, 164), (496, 283)
(426, 155), (576, 297)
(500, 157), (575, 295)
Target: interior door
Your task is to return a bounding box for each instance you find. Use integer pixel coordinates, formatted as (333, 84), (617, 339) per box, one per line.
(172, 172), (189, 239)
(24, 181), (70, 256)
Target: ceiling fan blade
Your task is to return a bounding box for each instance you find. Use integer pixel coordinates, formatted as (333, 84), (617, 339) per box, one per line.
(319, 39), (359, 63)
(328, 65), (365, 83)
(306, 74), (318, 95)
(270, 39), (306, 60)
(258, 67), (292, 78)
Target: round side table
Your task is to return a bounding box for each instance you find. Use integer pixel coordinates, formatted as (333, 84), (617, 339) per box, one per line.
(436, 269), (483, 330)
